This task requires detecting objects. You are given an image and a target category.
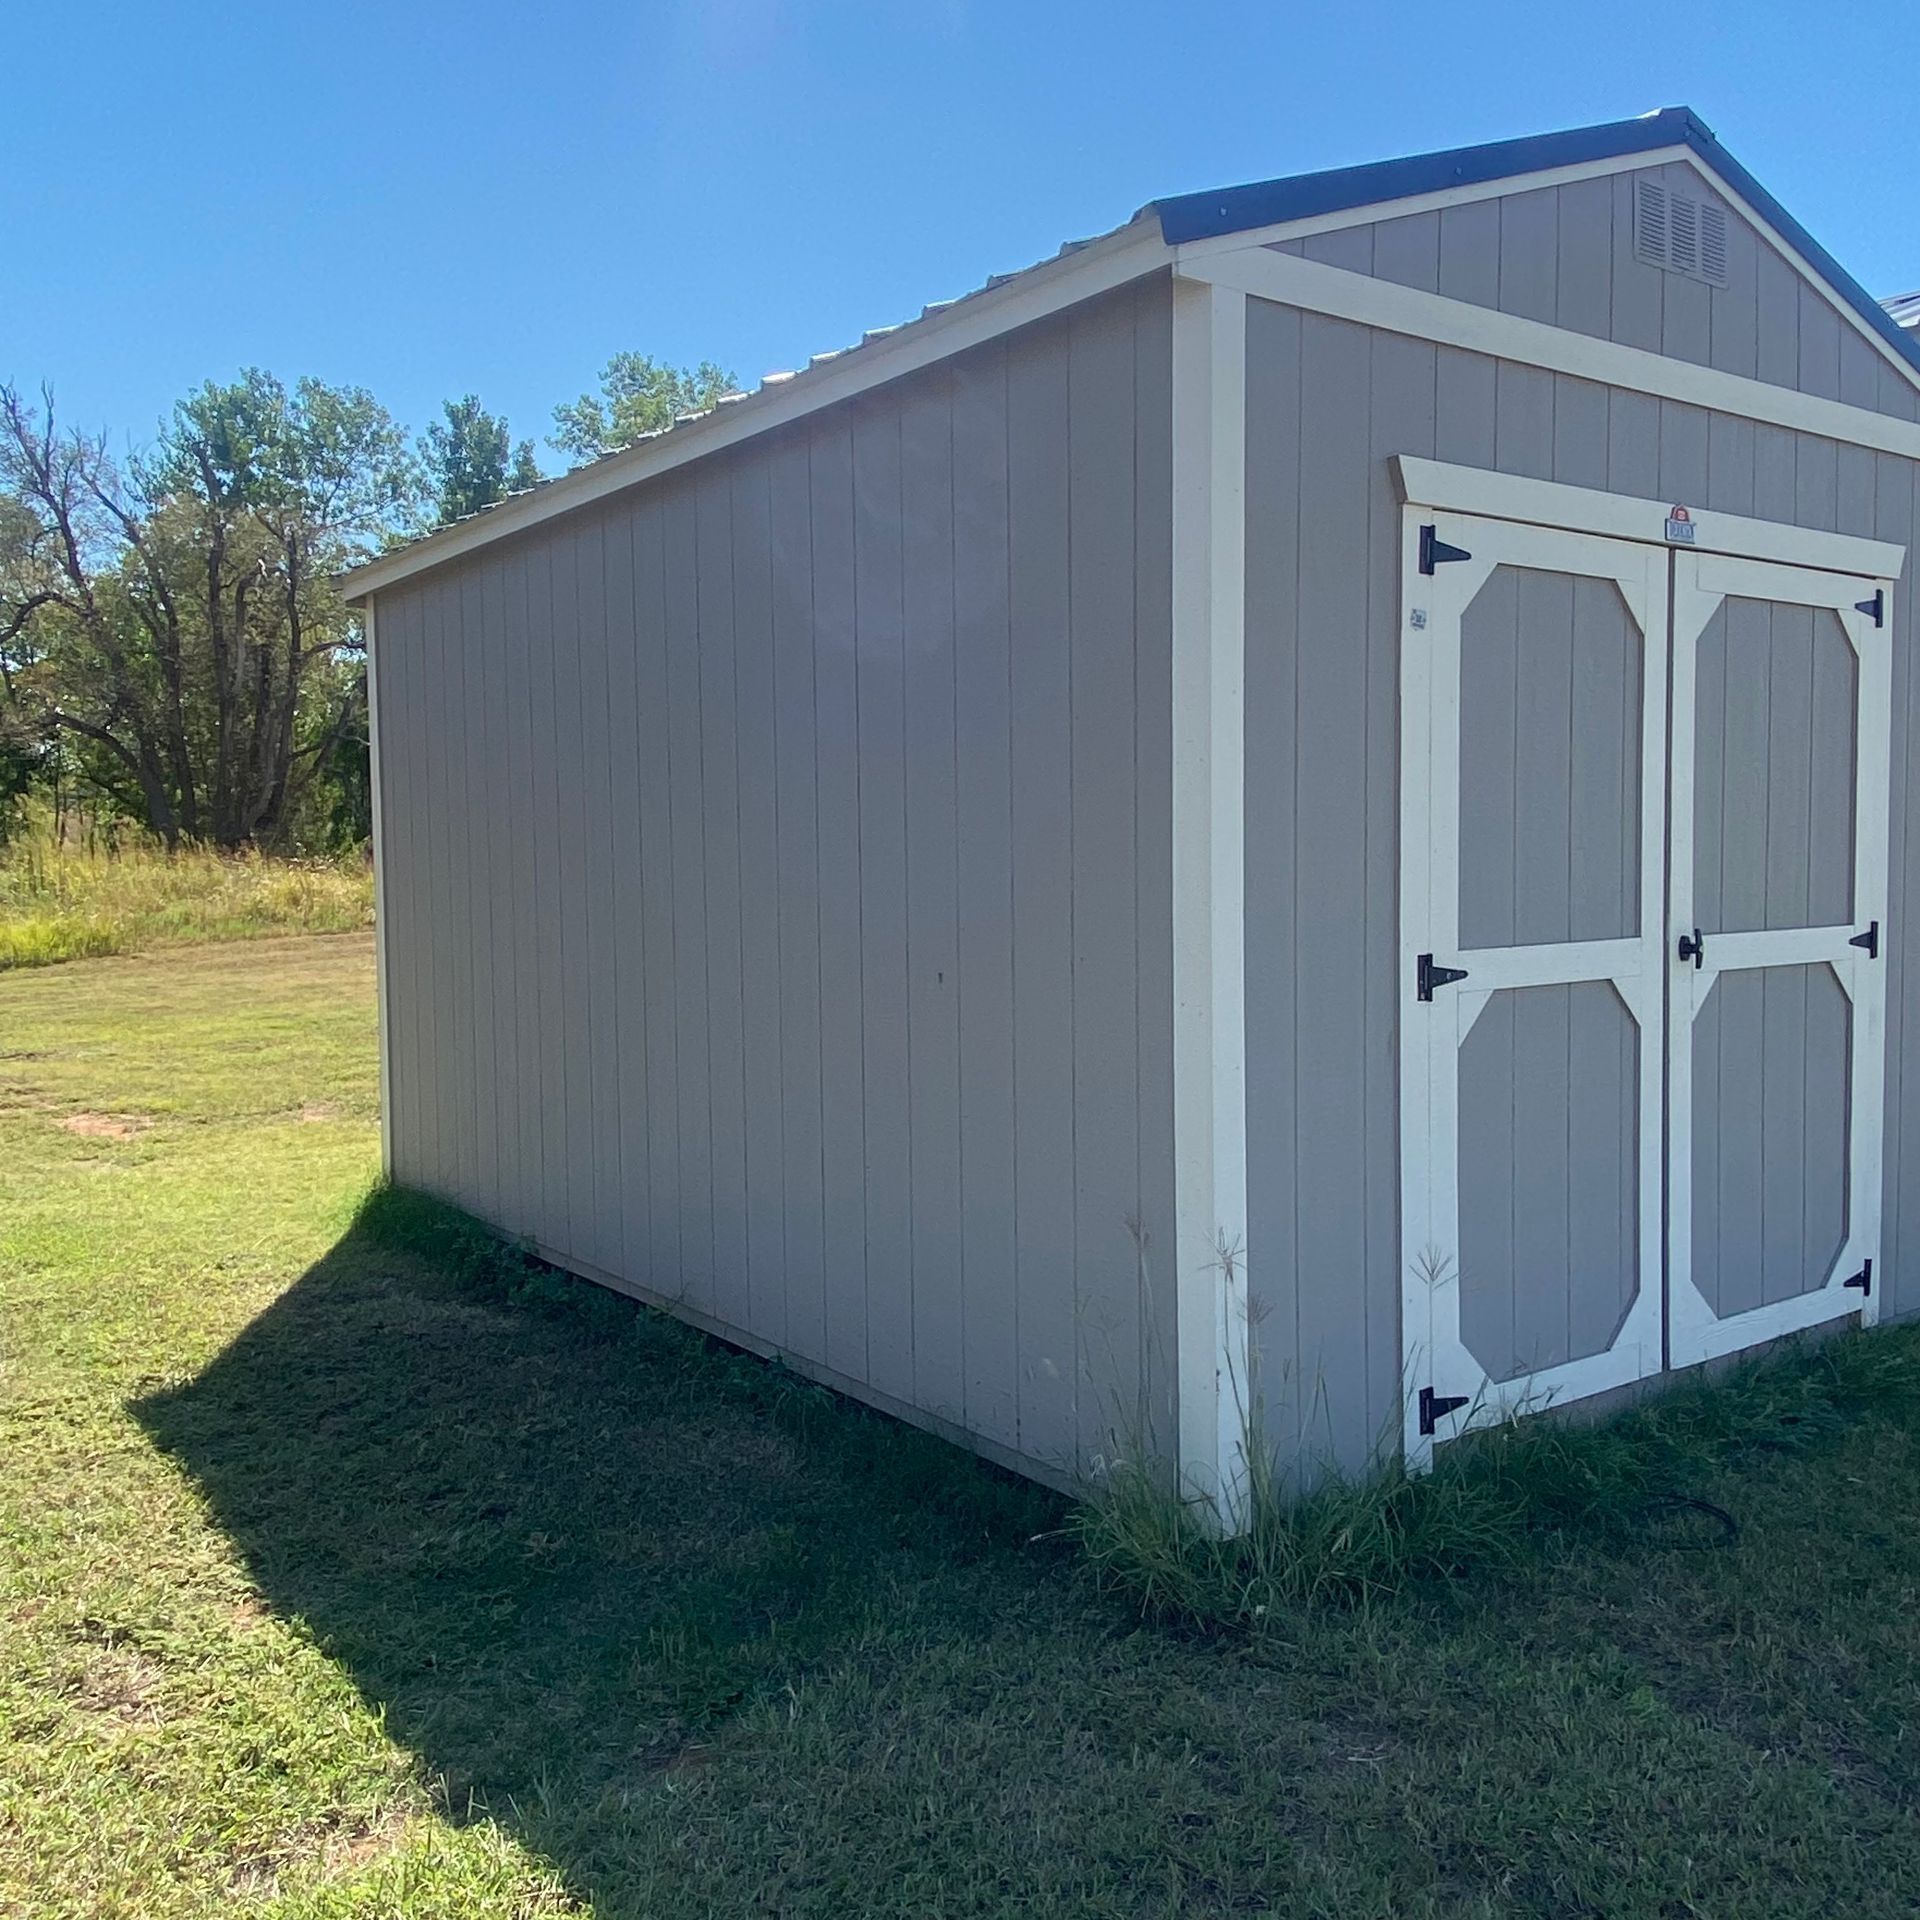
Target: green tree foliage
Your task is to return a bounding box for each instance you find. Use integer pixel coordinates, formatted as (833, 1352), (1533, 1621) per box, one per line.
(0, 375), (419, 849)
(421, 394), (543, 527)
(550, 353), (737, 465)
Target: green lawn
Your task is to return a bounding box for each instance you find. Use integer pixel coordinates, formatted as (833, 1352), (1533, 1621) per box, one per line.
(6, 936), (1920, 1917)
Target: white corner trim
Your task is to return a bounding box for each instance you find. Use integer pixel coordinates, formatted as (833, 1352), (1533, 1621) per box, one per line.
(1395, 455), (1908, 579)
(1170, 145), (1694, 263)
(1182, 247), (1920, 464)
(363, 600), (396, 1178)
(1170, 275), (1251, 1531)
(344, 220), (1173, 603)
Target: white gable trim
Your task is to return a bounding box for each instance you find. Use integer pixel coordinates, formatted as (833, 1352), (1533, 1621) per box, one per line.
(1186, 247), (1920, 462)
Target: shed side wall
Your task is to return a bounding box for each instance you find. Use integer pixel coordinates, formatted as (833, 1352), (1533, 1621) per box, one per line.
(1242, 293), (1920, 1478)
(374, 276), (1178, 1484)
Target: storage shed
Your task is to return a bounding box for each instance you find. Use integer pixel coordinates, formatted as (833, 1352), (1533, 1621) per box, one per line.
(346, 108), (1920, 1521)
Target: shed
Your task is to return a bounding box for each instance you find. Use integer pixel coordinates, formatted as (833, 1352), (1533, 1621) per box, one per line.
(345, 108), (1920, 1520)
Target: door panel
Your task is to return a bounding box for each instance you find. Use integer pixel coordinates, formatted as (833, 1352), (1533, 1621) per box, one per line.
(1400, 512), (1669, 1462)
(1458, 980), (1640, 1383)
(1667, 551), (1891, 1366)
(1458, 568), (1644, 949)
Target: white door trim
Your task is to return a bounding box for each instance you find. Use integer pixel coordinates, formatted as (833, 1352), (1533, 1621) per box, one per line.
(1399, 509), (1671, 1465)
(1395, 456), (1907, 581)
(364, 598), (396, 1179)
(1171, 275), (1252, 1528)
(1665, 553), (1894, 1365)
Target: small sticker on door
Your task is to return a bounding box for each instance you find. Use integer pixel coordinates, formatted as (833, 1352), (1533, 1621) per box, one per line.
(1665, 504), (1697, 544)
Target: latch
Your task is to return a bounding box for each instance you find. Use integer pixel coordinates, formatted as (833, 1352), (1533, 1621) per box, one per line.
(1677, 928), (1705, 969)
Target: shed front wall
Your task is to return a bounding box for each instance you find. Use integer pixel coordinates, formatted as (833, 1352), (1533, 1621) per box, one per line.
(1242, 280), (1920, 1478)
(374, 276), (1178, 1486)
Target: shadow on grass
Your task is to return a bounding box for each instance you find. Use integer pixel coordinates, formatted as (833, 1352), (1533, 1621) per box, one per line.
(132, 1185), (1063, 1898)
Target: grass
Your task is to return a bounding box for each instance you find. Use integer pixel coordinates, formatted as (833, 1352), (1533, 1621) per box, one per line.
(6, 936), (1920, 1914)
(0, 825), (373, 969)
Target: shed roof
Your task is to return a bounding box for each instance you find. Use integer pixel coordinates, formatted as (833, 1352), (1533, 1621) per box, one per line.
(346, 106), (1915, 603)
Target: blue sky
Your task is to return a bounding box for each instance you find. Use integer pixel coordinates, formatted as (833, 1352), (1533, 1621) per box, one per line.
(7, 1), (1918, 468)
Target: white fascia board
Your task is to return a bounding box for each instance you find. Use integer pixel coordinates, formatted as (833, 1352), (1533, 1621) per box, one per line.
(1396, 455), (1908, 579)
(1184, 246), (1920, 464)
(344, 219), (1173, 603)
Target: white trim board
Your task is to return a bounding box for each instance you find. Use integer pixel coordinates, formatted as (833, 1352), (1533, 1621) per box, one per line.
(1170, 275), (1252, 1531)
(363, 600), (396, 1178)
(1395, 456), (1908, 578)
(344, 220), (1173, 603)
(1185, 247), (1920, 463)
(1175, 145), (1920, 403)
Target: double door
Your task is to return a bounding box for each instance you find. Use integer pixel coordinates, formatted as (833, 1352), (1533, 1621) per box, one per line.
(1400, 508), (1893, 1462)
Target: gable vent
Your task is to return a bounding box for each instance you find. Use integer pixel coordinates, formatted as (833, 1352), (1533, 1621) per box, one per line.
(1633, 177), (1729, 289)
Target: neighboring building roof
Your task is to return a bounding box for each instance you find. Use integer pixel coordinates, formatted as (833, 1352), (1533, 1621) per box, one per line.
(1152, 106), (1920, 379)
(346, 106), (1919, 603)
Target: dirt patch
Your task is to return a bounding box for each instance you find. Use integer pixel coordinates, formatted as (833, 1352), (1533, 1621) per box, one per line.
(298, 1102), (341, 1123)
(67, 1643), (166, 1726)
(59, 1111), (150, 1140)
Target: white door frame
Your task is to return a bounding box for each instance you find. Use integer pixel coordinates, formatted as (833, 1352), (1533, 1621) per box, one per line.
(1666, 551), (1896, 1364)
(1399, 509), (1672, 1466)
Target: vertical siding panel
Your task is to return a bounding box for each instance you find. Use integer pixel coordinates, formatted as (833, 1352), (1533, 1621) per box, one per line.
(1707, 188), (1761, 380)
(551, 531), (596, 1258)
(1494, 363), (1554, 481)
(459, 567), (500, 1221)
(1133, 278), (1179, 1460)
(1370, 212), (1439, 293)
(1366, 330), (1436, 1448)
(424, 582), (459, 1203)
(1660, 261), (1712, 370)
(445, 574), (481, 1210)
(952, 347), (1020, 1450)
(1301, 226), (1373, 275)
(1755, 248), (1801, 391)
(632, 501), (683, 1300)
(853, 405), (914, 1405)
(578, 516), (625, 1274)
(603, 508), (650, 1290)
(697, 466), (750, 1330)
(1293, 313), (1373, 1471)
(901, 377), (964, 1423)
(811, 420), (868, 1380)
(1606, 390), (1661, 500)
(733, 454), (786, 1346)
(382, 594), (422, 1186)
(1707, 414), (1758, 517)
(528, 542), (571, 1250)
(1839, 331), (1882, 412)
(1796, 284), (1843, 401)
(1069, 297), (1142, 1466)
(1435, 346), (1496, 469)
(1551, 375), (1610, 492)
(1752, 424), (1798, 525)
(1795, 435), (1840, 534)
(1553, 177), (1613, 340)
(1436, 199), (1500, 309)
(1244, 298), (1303, 1468)
(1658, 402), (1711, 509)
(506, 552), (548, 1243)
(769, 437), (827, 1365)
(478, 558), (515, 1229)
(1496, 185), (1557, 325)
(664, 489), (715, 1309)
(1007, 321), (1078, 1466)
(1878, 456), (1915, 1311)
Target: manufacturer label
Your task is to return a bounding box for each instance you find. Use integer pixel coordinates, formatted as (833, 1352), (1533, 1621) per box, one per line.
(1665, 504), (1697, 545)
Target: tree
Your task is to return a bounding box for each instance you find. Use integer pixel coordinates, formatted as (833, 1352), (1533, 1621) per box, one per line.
(551, 353), (736, 465)
(0, 374), (420, 849)
(421, 394), (542, 527)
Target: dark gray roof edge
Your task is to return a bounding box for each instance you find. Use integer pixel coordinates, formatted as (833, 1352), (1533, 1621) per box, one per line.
(1151, 106), (1920, 379)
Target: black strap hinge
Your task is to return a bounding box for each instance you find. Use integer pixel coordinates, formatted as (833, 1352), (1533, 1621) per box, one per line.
(1417, 953), (1470, 1002)
(1419, 524), (1473, 575)
(1845, 1259), (1873, 1298)
(1856, 589), (1885, 628)
(1850, 920), (1880, 959)
(1419, 1386), (1470, 1436)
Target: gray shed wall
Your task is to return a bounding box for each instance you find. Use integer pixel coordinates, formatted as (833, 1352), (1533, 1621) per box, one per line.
(1243, 181), (1920, 1476)
(373, 277), (1178, 1485)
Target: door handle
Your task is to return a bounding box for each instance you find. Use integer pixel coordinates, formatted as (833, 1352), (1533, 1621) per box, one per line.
(1677, 929), (1705, 968)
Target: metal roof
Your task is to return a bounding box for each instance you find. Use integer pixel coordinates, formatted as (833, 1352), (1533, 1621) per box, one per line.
(1152, 106), (1920, 379)
(1884, 291), (1920, 331)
